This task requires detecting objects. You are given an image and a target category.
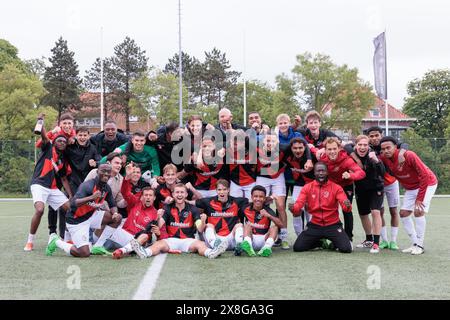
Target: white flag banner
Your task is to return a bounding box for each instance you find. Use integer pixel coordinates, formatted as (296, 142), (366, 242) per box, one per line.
(373, 32), (387, 99)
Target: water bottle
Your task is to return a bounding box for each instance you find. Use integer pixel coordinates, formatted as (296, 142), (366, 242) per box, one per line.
(34, 118), (44, 135)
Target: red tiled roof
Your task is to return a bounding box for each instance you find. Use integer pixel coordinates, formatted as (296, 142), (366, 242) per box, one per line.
(364, 96), (415, 120)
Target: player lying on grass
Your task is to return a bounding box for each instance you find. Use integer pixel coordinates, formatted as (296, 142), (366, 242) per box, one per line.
(46, 164), (122, 257)
(110, 163), (169, 259)
(289, 162), (353, 253)
(130, 184), (228, 259)
(239, 185), (283, 257)
(189, 179), (248, 256)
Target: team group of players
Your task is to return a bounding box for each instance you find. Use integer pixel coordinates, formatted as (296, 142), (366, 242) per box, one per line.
(23, 107), (438, 259)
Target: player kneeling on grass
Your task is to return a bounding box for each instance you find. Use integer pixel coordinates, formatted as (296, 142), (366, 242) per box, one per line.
(240, 185), (283, 257)
(131, 184), (228, 259)
(189, 179), (248, 256)
(289, 162), (353, 253)
(46, 164), (122, 257)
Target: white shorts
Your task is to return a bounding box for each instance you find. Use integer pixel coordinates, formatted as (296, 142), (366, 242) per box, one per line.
(109, 227), (134, 247)
(163, 237), (197, 253)
(251, 234), (267, 251)
(230, 181), (256, 200)
(205, 232), (236, 250)
(256, 175), (286, 197)
(198, 189), (218, 198)
(30, 184), (68, 210)
(401, 184), (438, 213)
(383, 180), (400, 208)
(66, 210), (105, 248)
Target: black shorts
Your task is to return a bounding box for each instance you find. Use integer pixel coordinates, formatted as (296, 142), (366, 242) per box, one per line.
(355, 190), (384, 215)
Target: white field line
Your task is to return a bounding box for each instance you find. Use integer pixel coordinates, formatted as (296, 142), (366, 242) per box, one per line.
(132, 253), (167, 300)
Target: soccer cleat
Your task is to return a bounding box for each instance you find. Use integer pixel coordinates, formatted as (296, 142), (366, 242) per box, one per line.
(91, 246), (112, 256)
(273, 238), (282, 247)
(24, 242), (33, 252)
(411, 245), (424, 255)
(356, 240), (373, 248)
(233, 243), (243, 256)
(379, 240), (390, 249)
(320, 239), (329, 249)
(281, 240), (290, 250)
(402, 244), (417, 253)
(257, 246), (272, 257)
(208, 239), (228, 259)
(130, 239), (148, 259)
(389, 241), (399, 250)
(112, 249), (124, 259)
(45, 234), (59, 256)
(240, 240), (256, 257)
(213, 238), (222, 249)
(370, 244), (380, 254)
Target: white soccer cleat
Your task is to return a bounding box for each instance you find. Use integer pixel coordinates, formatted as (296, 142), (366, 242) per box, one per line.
(411, 245), (424, 255)
(370, 244), (380, 254)
(208, 239), (228, 259)
(356, 240), (373, 248)
(402, 245), (416, 253)
(130, 239), (148, 259)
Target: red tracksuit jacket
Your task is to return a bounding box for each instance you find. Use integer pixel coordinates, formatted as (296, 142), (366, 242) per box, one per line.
(292, 179), (352, 226)
(318, 150), (366, 187)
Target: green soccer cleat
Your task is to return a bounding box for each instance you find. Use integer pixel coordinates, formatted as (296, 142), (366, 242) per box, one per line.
(241, 240), (256, 257)
(320, 239), (330, 249)
(281, 240), (290, 250)
(389, 241), (399, 250)
(379, 241), (390, 249)
(46, 234), (59, 256)
(91, 246), (112, 256)
(257, 247), (272, 257)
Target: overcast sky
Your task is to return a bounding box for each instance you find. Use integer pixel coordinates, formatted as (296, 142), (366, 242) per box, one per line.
(2, 0), (450, 109)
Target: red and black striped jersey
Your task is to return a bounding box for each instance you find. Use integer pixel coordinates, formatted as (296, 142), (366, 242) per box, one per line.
(184, 160), (228, 191)
(66, 178), (116, 225)
(31, 141), (71, 189)
(155, 183), (194, 209)
(162, 203), (201, 239)
(228, 150), (257, 186)
(256, 148), (286, 179)
(282, 154), (316, 186)
(239, 204), (277, 235)
(195, 196), (248, 236)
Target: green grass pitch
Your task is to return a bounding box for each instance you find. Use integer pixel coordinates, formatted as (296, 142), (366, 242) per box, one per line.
(1, 199), (449, 300)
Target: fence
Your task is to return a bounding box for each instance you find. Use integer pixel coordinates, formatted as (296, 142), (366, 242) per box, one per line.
(0, 138), (449, 196)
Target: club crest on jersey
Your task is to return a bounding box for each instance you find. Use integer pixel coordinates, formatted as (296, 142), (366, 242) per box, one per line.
(337, 228), (342, 233)
(182, 211), (189, 218)
(322, 191), (330, 198)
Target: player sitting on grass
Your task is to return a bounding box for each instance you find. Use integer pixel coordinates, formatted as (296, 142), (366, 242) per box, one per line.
(289, 162), (353, 253)
(46, 164), (122, 257)
(190, 179), (248, 256)
(239, 185), (283, 257)
(130, 184), (228, 259)
(110, 163), (168, 259)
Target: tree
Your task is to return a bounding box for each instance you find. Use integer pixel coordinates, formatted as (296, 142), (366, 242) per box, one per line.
(202, 48), (241, 109)
(291, 52), (374, 133)
(403, 69), (450, 143)
(109, 37), (148, 132)
(42, 37), (82, 119)
(0, 39), (26, 72)
(24, 57), (47, 79)
(0, 64), (57, 140)
(84, 57), (116, 121)
(130, 70), (188, 126)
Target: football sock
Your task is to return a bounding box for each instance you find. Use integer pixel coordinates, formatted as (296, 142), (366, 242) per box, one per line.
(401, 216), (418, 246)
(27, 234), (35, 243)
(380, 226), (388, 242)
(234, 226), (243, 245)
(280, 228), (288, 241)
(293, 216), (303, 236)
(204, 227), (216, 248)
(366, 234), (373, 242)
(391, 226), (399, 242)
(414, 216), (426, 247)
(373, 235), (380, 245)
(64, 230), (72, 242)
(56, 239), (73, 255)
(264, 237), (275, 248)
(122, 243), (133, 254)
(94, 226), (115, 247)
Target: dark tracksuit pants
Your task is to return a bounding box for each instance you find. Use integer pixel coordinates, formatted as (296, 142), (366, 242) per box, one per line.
(342, 184), (354, 242)
(293, 222), (352, 253)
